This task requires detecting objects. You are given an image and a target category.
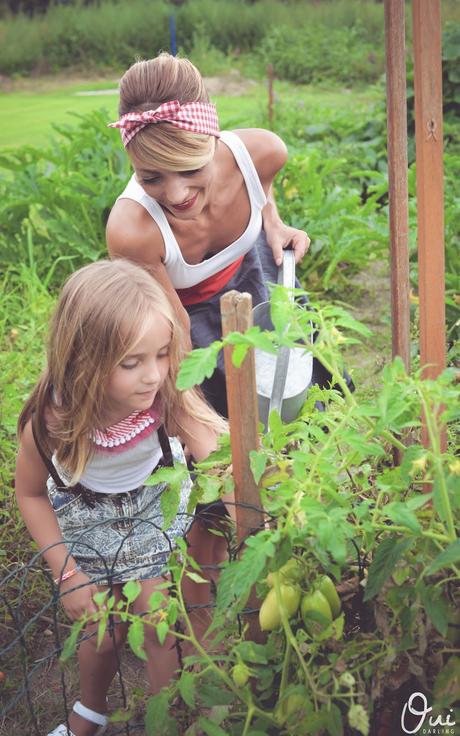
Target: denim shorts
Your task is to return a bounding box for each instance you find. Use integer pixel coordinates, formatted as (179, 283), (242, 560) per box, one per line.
(48, 437), (193, 585)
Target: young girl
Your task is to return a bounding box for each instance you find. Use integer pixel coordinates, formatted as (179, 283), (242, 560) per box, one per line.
(15, 259), (228, 736)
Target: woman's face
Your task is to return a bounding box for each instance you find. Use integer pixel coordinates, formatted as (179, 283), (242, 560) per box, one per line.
(131, 154), (215, 219)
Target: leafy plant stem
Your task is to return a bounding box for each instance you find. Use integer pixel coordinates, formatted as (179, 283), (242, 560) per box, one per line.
(372, 524), (449, 543)
(272, 572), (322, 708)
(279, 638), (292, 702)
(419, 390), (456, 542)
(242, 706), (255, 736)
(172, 557), (278, 725)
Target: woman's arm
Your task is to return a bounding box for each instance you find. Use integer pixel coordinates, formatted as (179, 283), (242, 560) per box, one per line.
(106, 200), (191, 338)
(16, 421), (98, 619)
(235, 129), (310, 265)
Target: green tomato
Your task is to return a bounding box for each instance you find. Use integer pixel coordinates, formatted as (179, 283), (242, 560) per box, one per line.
(259, 588), (282, 631)
(301, 590), (333, 636)
(280, 583), (301, 617)
(231, 663), (250, 687)
(318, 575), (341, 619)
(275, 693), (306, 724)
(266, 559), (302, 587)
(259, 584), (301, 631)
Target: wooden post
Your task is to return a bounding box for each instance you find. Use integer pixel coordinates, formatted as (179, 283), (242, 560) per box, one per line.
(267, 63), (274, 129)
(412, 0), (446, 450)
(220, 291), (262, 543)
(384, 0), (410, 372)
(221, 290), (264, 641)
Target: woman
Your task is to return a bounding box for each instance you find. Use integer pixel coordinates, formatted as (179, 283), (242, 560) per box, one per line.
(106, 52), (311, 417)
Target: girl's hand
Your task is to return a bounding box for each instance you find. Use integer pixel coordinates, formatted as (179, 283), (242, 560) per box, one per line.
(266, 222), (310, 267)
(59, 571), (99, 621)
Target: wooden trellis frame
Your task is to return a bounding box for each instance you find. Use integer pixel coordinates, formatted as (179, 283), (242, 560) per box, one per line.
(384, 0), (446, 452)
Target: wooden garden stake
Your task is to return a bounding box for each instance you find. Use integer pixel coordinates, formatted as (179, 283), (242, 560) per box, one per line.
(412, 0), (447, 451)
(384, 0), (410, 373)
(384, 0), (410, 465)
(220, 290), (264, 641)
(221, 291), (263, 542)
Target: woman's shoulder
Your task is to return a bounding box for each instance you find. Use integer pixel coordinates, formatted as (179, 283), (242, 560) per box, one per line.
(228, 128), (288, 180)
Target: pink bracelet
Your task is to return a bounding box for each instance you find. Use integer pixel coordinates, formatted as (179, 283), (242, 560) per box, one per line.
(53, 565), (82, 586)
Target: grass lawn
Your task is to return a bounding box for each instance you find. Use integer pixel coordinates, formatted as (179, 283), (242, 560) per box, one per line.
(1, 75), (382, 149)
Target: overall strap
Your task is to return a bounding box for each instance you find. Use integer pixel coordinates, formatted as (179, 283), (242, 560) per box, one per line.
(157, 424), (174, 468)
(31, 411), (68, 489)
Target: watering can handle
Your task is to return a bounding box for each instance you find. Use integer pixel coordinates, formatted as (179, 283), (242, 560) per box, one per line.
(278, 247), (296, 295)
(269, 248), (295, 417)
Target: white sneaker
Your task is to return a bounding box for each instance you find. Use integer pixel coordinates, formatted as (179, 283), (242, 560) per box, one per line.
(47, 700), (108, 735)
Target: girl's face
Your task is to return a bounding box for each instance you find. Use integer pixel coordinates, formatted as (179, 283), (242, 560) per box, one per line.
(104, 312), (172, 423)
(131, 154), (215, 220)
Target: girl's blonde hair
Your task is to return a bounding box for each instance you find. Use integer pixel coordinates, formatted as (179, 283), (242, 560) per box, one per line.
(119, 53), (216, 172)
(19, 259), (227, 483)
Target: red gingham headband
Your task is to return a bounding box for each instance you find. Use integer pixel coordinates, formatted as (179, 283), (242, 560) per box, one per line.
(108, 100), (220, 147)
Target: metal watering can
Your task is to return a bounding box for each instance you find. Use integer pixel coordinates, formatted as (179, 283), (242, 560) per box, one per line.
(252, 249), (313, 429)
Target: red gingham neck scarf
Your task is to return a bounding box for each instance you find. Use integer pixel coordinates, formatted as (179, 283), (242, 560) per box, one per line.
(108, 100), (220, 147)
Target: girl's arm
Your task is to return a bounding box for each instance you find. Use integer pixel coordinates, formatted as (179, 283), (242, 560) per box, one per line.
(234, 128), (310, 266)
(177, 413), (220, 463)
(177, 413), (236, 521)
(15, 420), (98, 620)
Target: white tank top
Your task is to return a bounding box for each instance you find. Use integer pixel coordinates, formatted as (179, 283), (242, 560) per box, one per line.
(116, 131), (267, 289)
(48, 409), (163, 494)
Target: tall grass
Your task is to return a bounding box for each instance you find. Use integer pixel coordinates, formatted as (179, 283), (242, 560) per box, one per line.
(2, 0), (454, 78)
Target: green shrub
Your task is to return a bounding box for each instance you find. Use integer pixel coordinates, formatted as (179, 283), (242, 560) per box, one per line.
(0, 109), (131, 283)
(259, 23), (385, 86)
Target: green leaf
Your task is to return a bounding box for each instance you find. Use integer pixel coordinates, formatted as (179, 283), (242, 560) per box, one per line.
(195, 474), (223, 505)
(148, 591), (165, 611)
(145, 691), (170, 736)
(156, 620), (169, 646)
(178, 670), (196, 708)
(433, 656), (460, 707)
(199, 683), (234, 707)
(216, 530), (278, 612)
(96, 616), (107, 650)
(364, 536), (414, 601)
(326, 703), (344, 736)
(426, 539), (460, 575)
(231, 342), (249, 367)
(146, 462), (190, 530)
(348, 703), (369, 736)
(60, 619), (84, 662)
(127, 619), (147, 661)
(122, 579), (142, 604)
(176, 342), (222, 390)
(197, 717), (228, 736)
(384, 502), (422, 533)
(419, 583), (449, 637)
(186, 571), (209, 584)
(249, 450), (268, 484)
(235, 640), (269, 664)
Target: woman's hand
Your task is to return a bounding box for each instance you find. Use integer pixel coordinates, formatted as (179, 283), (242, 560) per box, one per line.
(265, 221), (310, 267)
(59, 571), (99, 621)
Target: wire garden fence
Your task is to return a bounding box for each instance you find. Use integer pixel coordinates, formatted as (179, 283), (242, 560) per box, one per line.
(0, 499), (270, 735)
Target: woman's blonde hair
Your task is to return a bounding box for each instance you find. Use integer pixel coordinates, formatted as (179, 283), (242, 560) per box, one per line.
(119, 53), (215, 171)
(19, 259), (227, 482)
